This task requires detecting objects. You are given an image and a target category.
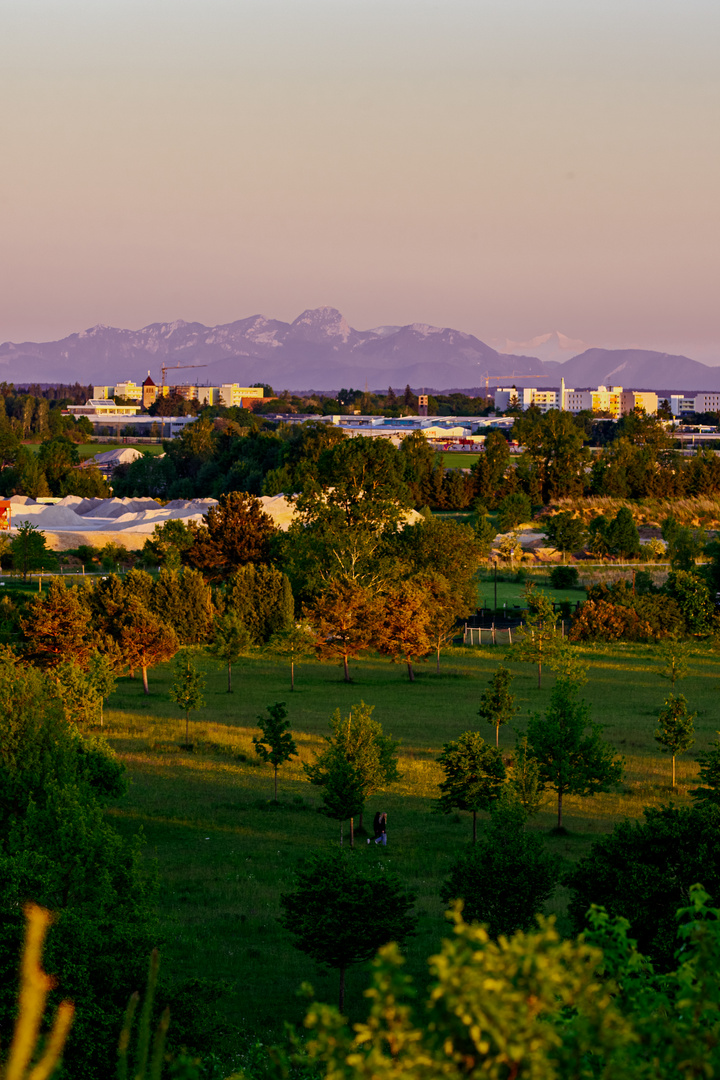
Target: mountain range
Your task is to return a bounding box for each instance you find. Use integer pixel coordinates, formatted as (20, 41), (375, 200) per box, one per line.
(1, 307), (719, 394)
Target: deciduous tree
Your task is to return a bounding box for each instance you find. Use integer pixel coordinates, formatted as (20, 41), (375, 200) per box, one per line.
(655, 692), (694, 788)
(526, 678), (623, 829)
(436, 731), (506, 842)
(169, 651), (206, 743)
(253, 702), (298, 800)
(511, 584), (561, 688)
(440, 798), (559, 937)
(207, 610), (252, 692)
(375, 580), (433, 681)
(265, 621), (316, 690)
(279, 849), (416, 1011)
(305, 581), (378, 682)
(477, 664), (519, 747)
(119, 601), (178, 694)
(21, 578), (95, 668)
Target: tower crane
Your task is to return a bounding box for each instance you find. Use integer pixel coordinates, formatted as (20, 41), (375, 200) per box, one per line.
(160, 362), (208, 393)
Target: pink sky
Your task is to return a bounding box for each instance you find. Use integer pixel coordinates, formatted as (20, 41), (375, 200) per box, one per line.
(1, 0), (719, 359)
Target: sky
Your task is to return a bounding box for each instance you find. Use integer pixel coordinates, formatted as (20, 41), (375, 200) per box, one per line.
(1, 0), (720, 359)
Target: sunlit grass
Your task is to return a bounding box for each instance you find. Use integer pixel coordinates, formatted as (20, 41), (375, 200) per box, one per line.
(100, 641), (720, 1033)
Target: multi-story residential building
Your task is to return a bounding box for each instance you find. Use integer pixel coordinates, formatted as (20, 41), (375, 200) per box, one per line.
(692, 392), (720, 414)
(620, 390), (659, 416)
(493, 387), (560, 412)
(669, 395), (696, 417)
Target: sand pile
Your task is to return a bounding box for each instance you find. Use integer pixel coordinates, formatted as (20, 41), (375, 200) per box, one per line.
(5, 494), (307, 551)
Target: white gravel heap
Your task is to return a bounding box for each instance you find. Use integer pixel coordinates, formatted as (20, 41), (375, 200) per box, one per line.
(6, 494), (298, 551)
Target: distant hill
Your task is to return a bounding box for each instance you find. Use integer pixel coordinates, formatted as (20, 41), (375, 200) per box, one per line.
(0, 309), (718, 393)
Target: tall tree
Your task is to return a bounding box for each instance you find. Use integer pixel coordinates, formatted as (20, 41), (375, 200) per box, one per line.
(279, 850), (416, 1012)
(655, 693), (695, 788)
(526, 678), (623, 829)
(543, 512), (587, 562)
(207, 611), (252, 692)
(512, 410), (588, 503)
(478, 664), (519, 747)
(253, 702), (298, 800)
(169, 651), (206, 744)
(436, 731), (506, 843)
(375, 581), (433, 681)
(187, 491), (277, 580)
(305, 581), (378, 682)
(119, 602), (178, 694)
(224, 563), (294, 643)
(21, 578), (96, 668)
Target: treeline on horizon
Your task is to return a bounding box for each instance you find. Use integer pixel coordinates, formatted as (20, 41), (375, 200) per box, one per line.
(105, 407), (720, 508)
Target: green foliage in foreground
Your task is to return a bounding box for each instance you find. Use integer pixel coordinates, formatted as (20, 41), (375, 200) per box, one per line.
(276, 887), (720, 1080)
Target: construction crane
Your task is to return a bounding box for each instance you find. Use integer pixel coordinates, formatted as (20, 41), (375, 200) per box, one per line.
(478, 370), (548, 397)
(160, 362), (208, 393)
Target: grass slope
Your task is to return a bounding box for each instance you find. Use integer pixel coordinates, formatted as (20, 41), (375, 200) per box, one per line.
(102, 640), (720, 1039)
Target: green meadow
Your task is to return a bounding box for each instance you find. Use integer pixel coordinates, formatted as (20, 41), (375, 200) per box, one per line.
(101, 638), (720, 1045)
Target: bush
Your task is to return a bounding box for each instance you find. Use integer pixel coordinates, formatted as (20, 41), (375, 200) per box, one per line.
(550, 566), (579, 589)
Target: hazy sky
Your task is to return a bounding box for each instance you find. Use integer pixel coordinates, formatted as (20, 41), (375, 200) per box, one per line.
(2, 0), (719, 357)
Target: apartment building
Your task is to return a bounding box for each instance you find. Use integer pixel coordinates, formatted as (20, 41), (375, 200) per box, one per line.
(92, 380), (264, 409)
(620, 390), (659, 416)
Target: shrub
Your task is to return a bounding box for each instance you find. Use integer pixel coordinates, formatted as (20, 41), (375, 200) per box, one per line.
(550, 565), (579, 589)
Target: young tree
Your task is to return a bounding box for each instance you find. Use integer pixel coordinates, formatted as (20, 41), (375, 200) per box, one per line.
(375, 580), (433, 682)
(440, 798), (559, 937)
(265, 621), (316, 690)
(421, 572), (465, 674)
(86, 649), (118, 727)
(478, 664), (519, 747)
(655, 693), (695, 788)
(169, 651), (206, 744)
(10, 522), (56, 579)
(252, 702), (298, 800)
(509, 735), (544, 818)
(526, 678), (623, 829)
(310, 748), (366, 846)
(305, 580), (378, 682)
(279, 849), (416, 1012)
(657, 637), (690, 689)
(436, 731), (506, 843)
(120, 602), (178, 694)
(207, 610), (252, 692)
(305, 702), (399, 839)
(511, 584), (561, 689)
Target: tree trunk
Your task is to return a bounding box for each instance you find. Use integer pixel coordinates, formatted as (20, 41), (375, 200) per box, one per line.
(496, 723), (499, 748)
(350, 816), (354, 848)
(436, 645), (440, 675)
(557, 790), (563, 829)
(142, 666), (149, 694)
(227, 661), (232, 693)
(339, 965), (346, 1013)
(274, 764), (278, 801)
(407, 659), (415, 682)
(185, 711), (190, 744)
(291, 659), (295, 691)
(672, 755), (676, 788)
(100, 700), (104, 728)
(537, 658), (542, 690)
(343, 654), (350, 682)
(472, 809), (477, 845)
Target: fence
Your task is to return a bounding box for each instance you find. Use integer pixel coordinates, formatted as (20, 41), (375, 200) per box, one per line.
(463, 621), (568, 646)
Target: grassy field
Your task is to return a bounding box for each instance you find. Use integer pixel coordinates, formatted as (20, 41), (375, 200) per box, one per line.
(21, 441), (164, 458)
(441, 452), (482, 467)
(100, 635), (720, 1053)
